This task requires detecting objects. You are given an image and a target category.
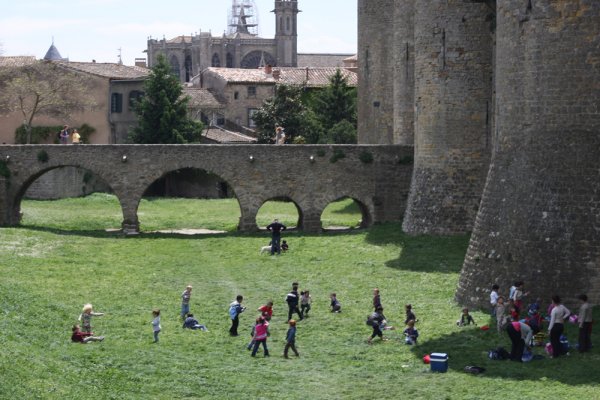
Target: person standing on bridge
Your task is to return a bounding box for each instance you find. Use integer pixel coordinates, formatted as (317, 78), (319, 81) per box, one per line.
(266, 218), (286, 255)
(274, 126), (286, 145)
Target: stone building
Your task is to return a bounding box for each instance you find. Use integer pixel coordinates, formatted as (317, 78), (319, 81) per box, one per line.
(0, 54), (149, 145)
(195, 66), (357, 131)
(146, 0), (300, 83)
(358, 1), (600, 307)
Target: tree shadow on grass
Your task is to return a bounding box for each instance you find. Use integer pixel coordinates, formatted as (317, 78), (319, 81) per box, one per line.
(409, 317), (600, 386)
(365, 223), (471, 274)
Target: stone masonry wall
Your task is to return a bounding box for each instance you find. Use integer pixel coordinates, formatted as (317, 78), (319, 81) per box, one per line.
(456, 0), (600, 308)
(392, 0), (415, 146)
(402, 0), (494, 235)
(0, 144), (413, 233)
(357, 0), (395, 144)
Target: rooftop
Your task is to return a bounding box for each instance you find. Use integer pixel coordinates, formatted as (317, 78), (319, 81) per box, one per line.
(183, 87), (225, 109)
(0, 56), (37, 68)
(202, 126), (257, 143)
(203, 67), (357, 87)
(54, 61), (150, 80)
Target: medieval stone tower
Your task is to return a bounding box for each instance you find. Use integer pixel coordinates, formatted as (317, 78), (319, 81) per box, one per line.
(274, 0), (300, 68)
(358, 0), (600, 306)
(146, 0), (299, 83)
(456, 1), (600, 308)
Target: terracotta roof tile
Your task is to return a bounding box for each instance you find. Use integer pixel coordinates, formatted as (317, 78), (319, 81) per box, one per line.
(54, 61), (150, 80)
(183, 87), (224, 109)
(297, 53), (355, 68)
(0, 56), (37, 67)
(203, 127), (257, 143)
(205, 67), (356, 87)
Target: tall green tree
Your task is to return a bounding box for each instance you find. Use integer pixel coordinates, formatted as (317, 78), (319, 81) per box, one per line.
(252, 84), (311, 143)
(130, 54), (203, 144)
(0, 61), (94, 144)
(307, 68), (357, 144)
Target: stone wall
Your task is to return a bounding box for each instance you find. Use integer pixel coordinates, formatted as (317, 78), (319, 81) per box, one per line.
(357, 0), (395, 144)
(456, 0), (600, 309)
(24, 166), (110, 200)
(402, 0), (494, 235)
(0, 144), (413, 233)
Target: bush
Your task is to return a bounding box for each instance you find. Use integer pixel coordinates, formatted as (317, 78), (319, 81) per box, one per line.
(15, 125), (62, 144)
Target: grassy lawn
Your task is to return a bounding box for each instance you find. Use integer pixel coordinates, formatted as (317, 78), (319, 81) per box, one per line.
(0, 195), (598, 399)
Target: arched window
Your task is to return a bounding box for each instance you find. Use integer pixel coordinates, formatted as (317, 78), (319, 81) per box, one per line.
(211, 53), (221, 67)
(226, 53), (234, 68)
(184, 55), (193, 82)
(286, 17), (290, 32)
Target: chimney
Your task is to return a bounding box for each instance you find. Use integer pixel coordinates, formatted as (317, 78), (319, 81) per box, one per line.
(272, 68), (281, 80)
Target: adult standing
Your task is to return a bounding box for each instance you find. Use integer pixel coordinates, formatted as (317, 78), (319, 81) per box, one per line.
(266, 218), (286, 255)
(548, 295), (571, 358)
(506, 320), (532, 362)
(71, 129), (81, 144)
(577, 294), (593, 353)
(274, 126), (286, 145)
(59, 125), (69, 144)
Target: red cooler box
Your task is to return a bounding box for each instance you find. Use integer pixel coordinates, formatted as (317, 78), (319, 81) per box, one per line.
(430, 353), (448, 373)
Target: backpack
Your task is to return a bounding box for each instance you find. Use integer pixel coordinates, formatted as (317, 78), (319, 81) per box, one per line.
(366, 313), (376, 326)
(229, 304), (238, 319)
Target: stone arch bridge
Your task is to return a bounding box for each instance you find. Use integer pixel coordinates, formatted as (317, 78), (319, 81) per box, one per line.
(0, 144), (413, 233)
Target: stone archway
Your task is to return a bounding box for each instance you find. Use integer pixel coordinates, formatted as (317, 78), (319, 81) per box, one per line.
(256, 196), (303, 230)
(136, 167), (242, 233)
(320, 196), (370, 230)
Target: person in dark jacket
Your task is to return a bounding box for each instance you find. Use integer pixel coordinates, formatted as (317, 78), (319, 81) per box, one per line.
(266, 218), (286, 255)
(286, 282), (303, 321)
(284, 319), (300, 358)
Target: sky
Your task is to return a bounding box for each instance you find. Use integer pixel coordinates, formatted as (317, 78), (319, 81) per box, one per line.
(0, 0), (357, 66)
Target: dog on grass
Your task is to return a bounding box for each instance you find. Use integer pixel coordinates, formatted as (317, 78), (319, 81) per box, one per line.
(260, 245), (273, 254)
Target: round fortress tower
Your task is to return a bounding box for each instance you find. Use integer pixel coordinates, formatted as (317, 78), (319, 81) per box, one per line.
(402, 1), (494, 235)
(456, 1), (600, 308)
(392, 0), (415, 146)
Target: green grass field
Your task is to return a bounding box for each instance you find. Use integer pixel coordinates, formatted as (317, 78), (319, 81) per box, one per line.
(1, 194), (598, 399)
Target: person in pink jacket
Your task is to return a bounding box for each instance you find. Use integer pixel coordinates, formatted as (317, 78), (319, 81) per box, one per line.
(251, 317), (270, 357)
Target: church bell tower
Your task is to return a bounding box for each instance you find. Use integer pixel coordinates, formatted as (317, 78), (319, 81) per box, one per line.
(273, 0), (299, 67)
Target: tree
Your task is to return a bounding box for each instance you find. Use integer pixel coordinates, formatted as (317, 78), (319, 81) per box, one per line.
(0, 61), (94, 144)
(310, 68), (357, 131)
(129, 54), (203, 144)
(252, 84), (313, 143)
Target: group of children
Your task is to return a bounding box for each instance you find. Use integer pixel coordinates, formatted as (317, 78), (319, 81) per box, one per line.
(366, 288), (420, 345)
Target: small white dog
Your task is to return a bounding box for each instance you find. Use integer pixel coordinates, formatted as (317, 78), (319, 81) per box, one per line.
(260, 245), (273, 254)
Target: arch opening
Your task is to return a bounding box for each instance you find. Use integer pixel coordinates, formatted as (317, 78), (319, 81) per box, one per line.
(17, 166), (120, 231)
(256, 197), (302, 231)
(320, 197), (370, 231)
(138, 167), (241, 233)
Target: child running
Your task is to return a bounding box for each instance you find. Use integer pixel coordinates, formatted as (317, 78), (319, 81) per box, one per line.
(284, 319), (300, 358)
(403, 320), (419, 345)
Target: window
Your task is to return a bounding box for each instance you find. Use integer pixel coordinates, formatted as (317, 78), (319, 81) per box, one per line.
(111, 93), (123, 113)
(128, 90), (144, 110)
(248, 108), (258, 127)
(212, 53), (221, 67)
(234, 91), (239, 100)
(286, 17), (290, 32)
(226, 53), (234, 68)
(247, 86), (257, 98)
